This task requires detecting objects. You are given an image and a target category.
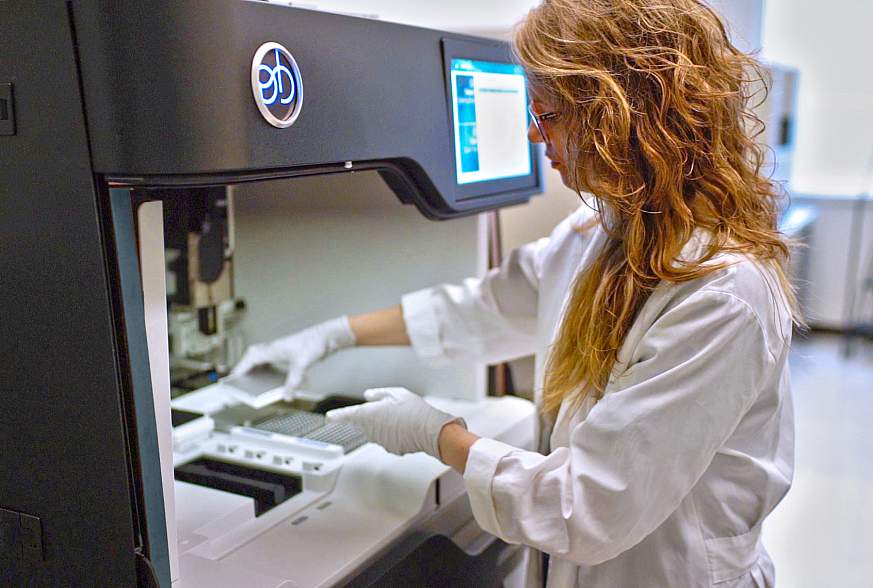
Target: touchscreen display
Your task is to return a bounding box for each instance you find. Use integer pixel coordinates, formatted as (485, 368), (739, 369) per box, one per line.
(450, 58), (532, 185)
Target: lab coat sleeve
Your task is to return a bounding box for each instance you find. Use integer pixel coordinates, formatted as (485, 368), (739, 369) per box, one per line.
(401, 236), (550, 366)
(463, 290), (776, 565)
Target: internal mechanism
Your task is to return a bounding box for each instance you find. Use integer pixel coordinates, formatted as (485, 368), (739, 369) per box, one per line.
(172, 396), (367, 515)
(175, 458), (302, 516)
(158, 186), (246, 395)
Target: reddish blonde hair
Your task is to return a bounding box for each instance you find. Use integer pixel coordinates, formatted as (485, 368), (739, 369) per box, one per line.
(514, 0), (800, 414)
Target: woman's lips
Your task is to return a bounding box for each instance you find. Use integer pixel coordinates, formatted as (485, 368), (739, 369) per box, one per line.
(547, 153), (562, 169)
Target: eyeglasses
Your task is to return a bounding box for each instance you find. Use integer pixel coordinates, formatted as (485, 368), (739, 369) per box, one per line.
(528, 104), (559, 144)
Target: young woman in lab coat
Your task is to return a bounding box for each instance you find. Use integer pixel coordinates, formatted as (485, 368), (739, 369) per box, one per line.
(233, 0), (797, 585)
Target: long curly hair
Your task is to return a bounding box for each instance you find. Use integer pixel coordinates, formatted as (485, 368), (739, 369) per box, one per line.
(513, 0), (801, 414)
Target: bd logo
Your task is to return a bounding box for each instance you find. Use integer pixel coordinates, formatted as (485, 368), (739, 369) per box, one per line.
(251, 42), (303, 128)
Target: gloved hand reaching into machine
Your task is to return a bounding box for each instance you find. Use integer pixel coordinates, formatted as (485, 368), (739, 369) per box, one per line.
(232, 306), (413, 398)
(326, 387), (466, 459)
(231, 316), (357, 395)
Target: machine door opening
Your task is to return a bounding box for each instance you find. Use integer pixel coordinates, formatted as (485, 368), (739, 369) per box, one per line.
(105, 171), (538, 587)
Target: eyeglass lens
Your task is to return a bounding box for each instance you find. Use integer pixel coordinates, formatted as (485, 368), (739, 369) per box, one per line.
(529, 108), (549, 144)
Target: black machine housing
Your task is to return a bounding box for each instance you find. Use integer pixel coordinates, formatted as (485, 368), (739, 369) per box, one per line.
(74, 0), (543, 217)
(0, 1), (542, 585)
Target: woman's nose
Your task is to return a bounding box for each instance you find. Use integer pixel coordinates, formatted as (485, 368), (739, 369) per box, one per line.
(528, 120), (543, 144)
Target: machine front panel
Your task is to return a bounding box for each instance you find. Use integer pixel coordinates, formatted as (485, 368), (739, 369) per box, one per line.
(0, 3), (140, 585)
(70, 0), (543, 218)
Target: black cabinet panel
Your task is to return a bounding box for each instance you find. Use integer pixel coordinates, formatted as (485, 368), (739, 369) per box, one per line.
(0, 3), (138, 585)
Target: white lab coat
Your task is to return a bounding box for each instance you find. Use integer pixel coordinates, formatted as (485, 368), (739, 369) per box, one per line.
(401, 206), (794, 587)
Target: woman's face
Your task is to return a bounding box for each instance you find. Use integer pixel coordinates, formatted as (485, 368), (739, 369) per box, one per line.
(528, 94), (572, 188)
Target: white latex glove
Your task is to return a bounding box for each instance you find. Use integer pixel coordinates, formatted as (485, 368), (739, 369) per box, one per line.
(325, 387), (466, 459)
(231, 316), (356, 396)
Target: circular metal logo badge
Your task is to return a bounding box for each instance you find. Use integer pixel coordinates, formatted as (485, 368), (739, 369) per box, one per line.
(251, 42), (303, 128)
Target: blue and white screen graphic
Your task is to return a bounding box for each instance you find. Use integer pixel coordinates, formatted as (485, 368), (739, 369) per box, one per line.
(450, 59), (531, 185)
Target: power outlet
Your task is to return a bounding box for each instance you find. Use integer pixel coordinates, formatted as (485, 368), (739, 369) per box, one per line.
(0, 508), (21, 564)
(19, 514), (43, 564)
(0, 508), (43, 568)
(1, 83), (16, 136)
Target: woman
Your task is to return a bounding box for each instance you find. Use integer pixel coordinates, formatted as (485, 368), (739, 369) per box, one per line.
(233, 0), (797, 585)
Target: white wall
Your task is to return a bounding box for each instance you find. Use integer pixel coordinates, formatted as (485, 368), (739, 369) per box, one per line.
(286, 0), (539, 36)
(763, 0), (873, 196)
(291, 0), (765, 47)
(708, 0), (764, 53)
(232, 172), (489, 400)
(792, 195), (873, 329)
(760, 1), (873, 328)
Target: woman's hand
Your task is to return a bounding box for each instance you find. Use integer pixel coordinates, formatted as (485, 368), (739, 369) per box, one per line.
(231, 316), (357, 395)
(232, 306), (412, 399)
(326, 387), (466, 460)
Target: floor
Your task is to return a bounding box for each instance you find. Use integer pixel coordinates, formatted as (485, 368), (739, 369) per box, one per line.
(763, 335), (873, 587)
